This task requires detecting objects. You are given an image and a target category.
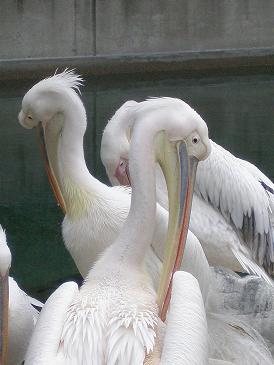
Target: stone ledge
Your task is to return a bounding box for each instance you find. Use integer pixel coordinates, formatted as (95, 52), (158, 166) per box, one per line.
(1, 47), (274, 81)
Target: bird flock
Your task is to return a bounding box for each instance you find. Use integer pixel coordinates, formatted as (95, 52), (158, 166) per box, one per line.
(0, 69), (274, 365)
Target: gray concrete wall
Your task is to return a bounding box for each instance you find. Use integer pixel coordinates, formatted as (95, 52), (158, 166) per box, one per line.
(0, 0), (95, 59)
(96, 0), (274, 54)
(1, 0), (274, 60)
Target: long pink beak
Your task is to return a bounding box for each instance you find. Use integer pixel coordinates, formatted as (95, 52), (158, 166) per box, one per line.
(0, 272), (9, 364)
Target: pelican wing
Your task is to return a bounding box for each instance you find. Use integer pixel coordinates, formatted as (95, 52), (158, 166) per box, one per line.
(208, 312), (274, 365)
(24, 282), (78, 365)
(8, 278), (40, 365)
(195, 140), (274, 276)
(160, 271), (208, 364)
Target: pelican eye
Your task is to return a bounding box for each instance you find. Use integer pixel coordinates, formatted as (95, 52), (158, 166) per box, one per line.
(192, 136), (200, 144)
(27, 115), (33, 120)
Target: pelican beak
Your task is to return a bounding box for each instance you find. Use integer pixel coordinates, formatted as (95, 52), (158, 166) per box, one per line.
(36, 122), (66, 214)
(0, 234), (11, 365)
(114, 158), (131, 186)
(155, 133), (198, 321)
(0, 272), (9, 365)
(0, 271), (9, 364)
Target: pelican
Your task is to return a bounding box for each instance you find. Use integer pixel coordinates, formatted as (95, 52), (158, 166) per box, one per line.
(24, 251), (274, 364)
(25, 272), (209, 365)
(0, 226), (42, 365)
(24, 82), (211, 364)
(100, 100), (274, 282)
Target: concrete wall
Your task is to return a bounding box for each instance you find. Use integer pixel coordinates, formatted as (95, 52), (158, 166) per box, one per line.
(97, 0), (274, 54)
(0, 0), (95, 59)
(0, 0), (274, 60)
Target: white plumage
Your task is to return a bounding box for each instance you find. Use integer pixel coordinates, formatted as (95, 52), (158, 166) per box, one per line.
(101, 100), (274, 281)
(0, 226), (41, 365)
(61, 269), (158, 365)
(160, 271), (208, 365)
(194, 141), (274, 278)
(25, 249), (274, 365)
(8, 278), (40, 365)
(26, 273), (207, 365)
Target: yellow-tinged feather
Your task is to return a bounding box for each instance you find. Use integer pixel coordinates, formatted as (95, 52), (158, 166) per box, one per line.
(62, 181), (94, 220)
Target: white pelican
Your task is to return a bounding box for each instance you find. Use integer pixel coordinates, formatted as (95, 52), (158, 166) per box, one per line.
(24, 82), (211, 364)
(0, 226), (41, 365)
(18, 71), (211, 295)
(25, 272), (208, 365)
(100, 100), (274, 282)
(24, 262), (274, 364)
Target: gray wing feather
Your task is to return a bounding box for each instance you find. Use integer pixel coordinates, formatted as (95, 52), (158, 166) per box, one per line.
(195, 140), (274, 276)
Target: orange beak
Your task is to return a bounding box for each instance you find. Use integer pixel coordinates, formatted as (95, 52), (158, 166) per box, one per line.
(159, 145), (197, 321)
(36, 122), (66, 214)
(153, 133), (198, 322)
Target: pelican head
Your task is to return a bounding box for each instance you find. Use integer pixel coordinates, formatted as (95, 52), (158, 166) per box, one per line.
(18, 70), (86, 214)
(101, 100), (138, 186)
(18, 70), (84, 130)
(101, 97), (210, 187)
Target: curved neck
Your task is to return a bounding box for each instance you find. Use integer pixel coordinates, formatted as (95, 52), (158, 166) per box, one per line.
(110, 102), (136, 139)
(55, 90), (103, 217)
(108, 123), (157, 266)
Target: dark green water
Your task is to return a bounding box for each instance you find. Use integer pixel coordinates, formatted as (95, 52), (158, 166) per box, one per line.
(0, 71), (274, 300)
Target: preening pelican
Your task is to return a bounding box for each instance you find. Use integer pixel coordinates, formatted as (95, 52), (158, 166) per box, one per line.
(0, 226), (41, 365)
(18, 71), (211, 294)
(24, 84), (211, 364)
(100, 100), (274, 282)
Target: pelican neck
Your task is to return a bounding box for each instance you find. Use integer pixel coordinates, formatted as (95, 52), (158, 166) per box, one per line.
(56, 90), (104, 211)
(106, 122), (157, 266)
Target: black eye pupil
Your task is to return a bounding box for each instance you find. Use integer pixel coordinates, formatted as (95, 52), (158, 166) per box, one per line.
(193, 137), (198, 143)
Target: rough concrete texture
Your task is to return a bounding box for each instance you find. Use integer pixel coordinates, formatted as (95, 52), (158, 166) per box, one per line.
(1, 0), (274, 60)
(96, 0), (274, 54)
(0, 0), (94, 59)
